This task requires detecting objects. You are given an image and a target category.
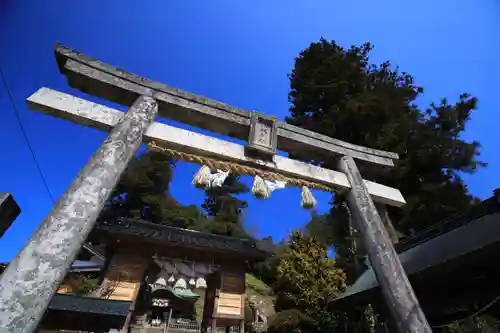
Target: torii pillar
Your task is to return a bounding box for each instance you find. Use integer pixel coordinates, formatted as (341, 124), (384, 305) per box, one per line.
(0, 96), (158, 333)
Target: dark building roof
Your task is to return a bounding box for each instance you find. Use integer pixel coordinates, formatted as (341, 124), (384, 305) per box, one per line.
(0, 193), (20, 238)
(1, 260), (103, 276)
(337, 191), (500, 302)
(42, 294), (130, 332)
(96, 217), (273, 259)
(394, 192), (500, 253)
(48, 293), (131, 316)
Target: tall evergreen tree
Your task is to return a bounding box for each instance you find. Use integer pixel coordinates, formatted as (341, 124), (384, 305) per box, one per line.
(252, 237), (288, 287)
(445, 315), (500, 333)
(99, 150), (207, 230)
(202, 174), (251, 238)
(273, 231), (346, 331)
(287, 39), (486, 284)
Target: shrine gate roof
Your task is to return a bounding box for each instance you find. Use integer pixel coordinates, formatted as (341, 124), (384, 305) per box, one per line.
(95, 217), (274, 260)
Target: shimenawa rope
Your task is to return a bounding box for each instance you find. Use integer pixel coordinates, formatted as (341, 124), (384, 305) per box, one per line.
(147, 141), (333, 192)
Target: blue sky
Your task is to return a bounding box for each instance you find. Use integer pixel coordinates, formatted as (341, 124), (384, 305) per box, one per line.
(1, 1), (499, 262)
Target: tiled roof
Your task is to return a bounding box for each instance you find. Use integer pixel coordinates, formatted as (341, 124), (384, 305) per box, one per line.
(337, 193), (500, 302)
(0, 260), (103, 275)
(48, 293), (131, 316)
(394, 194), (500, 253)
(96, 217), (273, 259)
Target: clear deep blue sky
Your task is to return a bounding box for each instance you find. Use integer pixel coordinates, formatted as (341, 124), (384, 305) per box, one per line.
(1, 1), (499, 262)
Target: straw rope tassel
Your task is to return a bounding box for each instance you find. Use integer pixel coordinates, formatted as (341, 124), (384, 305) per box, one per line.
(265, 180), (287, 192)
(252, 175), (270, 199)
(192, 165), (211, 188)
(301, 186), (317, 209)
(208, 170), (230, 188)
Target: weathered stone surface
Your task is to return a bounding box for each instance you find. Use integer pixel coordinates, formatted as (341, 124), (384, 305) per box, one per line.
(27, 88), (406, 207)
(0, 96), (158, 333)
(338, 156), (432, 333)
(54, 43), (398, 166)
(97, 217), (271, 259)
(248, 111), (278, 158)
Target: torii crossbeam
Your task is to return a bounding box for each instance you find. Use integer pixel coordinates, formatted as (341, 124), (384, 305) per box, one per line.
(0, 44), (431, 333)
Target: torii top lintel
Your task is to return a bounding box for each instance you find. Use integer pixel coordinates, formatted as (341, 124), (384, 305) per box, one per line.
(53, 43), (398, 167)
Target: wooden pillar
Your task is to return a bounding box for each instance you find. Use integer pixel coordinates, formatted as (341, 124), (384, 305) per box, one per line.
(0, 96), (158, 333)
(121, 281), (142, 331)
(201, 317), (208, 333)
(211, 319), (217, 333)
(239, 320), (245, 333)
(337, 156), (432, 333)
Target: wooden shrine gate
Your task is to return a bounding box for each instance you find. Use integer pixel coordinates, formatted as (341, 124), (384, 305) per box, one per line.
(0, 44), (431, 333)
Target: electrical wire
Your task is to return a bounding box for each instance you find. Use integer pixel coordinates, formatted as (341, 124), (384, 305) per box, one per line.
(0, 65), (56, 204)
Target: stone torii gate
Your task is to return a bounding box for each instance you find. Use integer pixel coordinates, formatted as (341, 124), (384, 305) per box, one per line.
(0, 44), (432, 333)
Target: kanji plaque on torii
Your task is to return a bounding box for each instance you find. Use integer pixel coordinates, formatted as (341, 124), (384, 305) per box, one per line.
(0, 44), (432, 333)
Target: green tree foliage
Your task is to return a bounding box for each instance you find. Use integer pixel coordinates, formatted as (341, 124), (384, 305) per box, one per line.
(69, 274), (99, 296)
(444, 315), (500, 333)
(304, 205), (367, 284)
(273, 231), (346, 330)
(99, 150), (207, 230)
(335, 304), (386, 333)
(303, 211), (339, 246)
(252, 238), (288, 287)
(202, 174), (251, 238)
(98, 149), (256, 237)
(268, 309), (316, 333)
(287, 39), (486, 280)
(288, 39), (485, 234)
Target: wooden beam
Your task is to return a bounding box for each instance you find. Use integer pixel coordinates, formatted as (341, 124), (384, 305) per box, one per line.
(54, 44), (398, 166)
(27, 88), (406, 207)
